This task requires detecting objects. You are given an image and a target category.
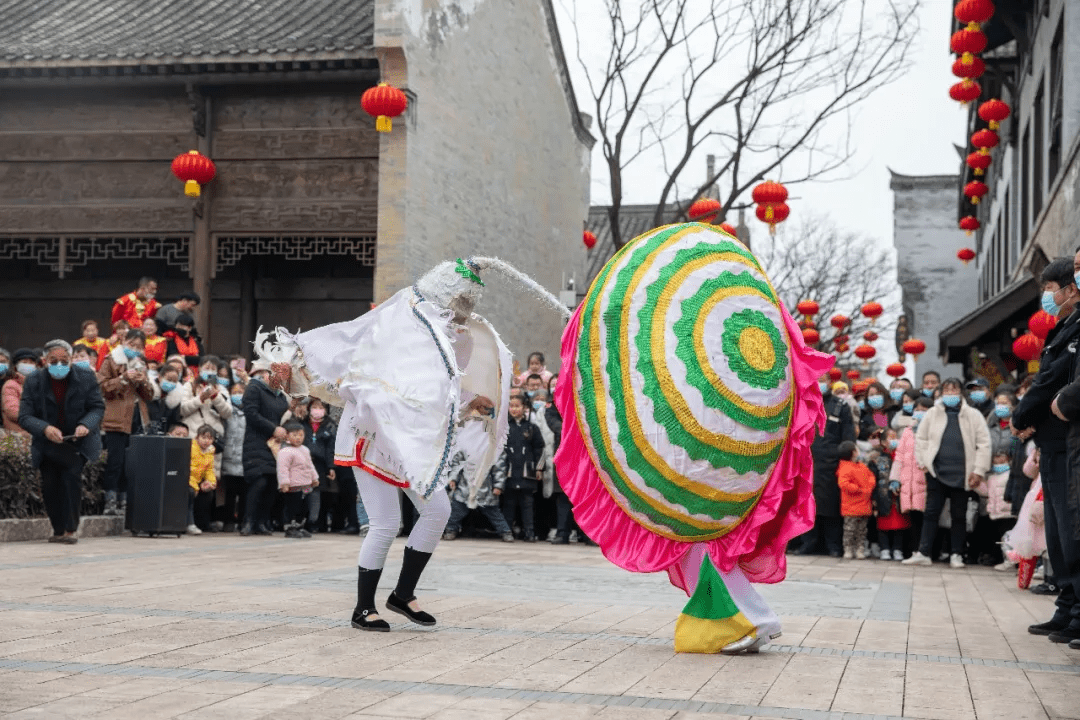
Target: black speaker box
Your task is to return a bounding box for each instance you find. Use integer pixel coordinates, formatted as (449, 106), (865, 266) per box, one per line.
(125, 435), (191, 536)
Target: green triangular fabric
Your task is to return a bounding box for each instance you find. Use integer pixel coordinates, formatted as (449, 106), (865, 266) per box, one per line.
(681, 555), (740, 620)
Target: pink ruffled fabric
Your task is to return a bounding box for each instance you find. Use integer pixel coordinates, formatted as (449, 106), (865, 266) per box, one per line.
(553, 303), (833, 595)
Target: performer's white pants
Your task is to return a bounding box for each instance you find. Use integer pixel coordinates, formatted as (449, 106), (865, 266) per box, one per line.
(354, 468), (451, 570)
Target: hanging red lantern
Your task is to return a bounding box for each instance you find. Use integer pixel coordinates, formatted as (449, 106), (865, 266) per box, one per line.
(967, 151), (992, 176)
(952, 56), (986, 80)
(957, 247), (976, 264)
(854, 344), (877, 366)
(1029, 310), (1058, 340)
(828, 367), (843, 382)
(886, 362), (907, 378)
(830, 315), (850, 331)
(902, 339), (926, 358)
(802, 328), (820, 345)
(688, 198), (722, 223)
(964, 180), (989, 204)
(954, 0), (996, 29)
(861, 301), (883, 325)
(796, 300), (820, 318)
(754, 201), (790, 235)
(719, 222), (737, 236)
(751, 180), (788, 206)
(1012, 333), (1043, 362)
(833, 334), (850, 346)
(583, 230), (597, 250)
(959, 216), (981, 236)
(978, 98), (1011, 130)
(950, 27), (987, 59)
(170, 150), (216, 198)
(853, 380), (871, 394)
(846, 369), (861, 381)
(361, 82), (408, 133)
(863, 330), (879, 342)
(836, 343), (850, 354)
(949, 80), (982, 105)
(971, 128), (1000, 154)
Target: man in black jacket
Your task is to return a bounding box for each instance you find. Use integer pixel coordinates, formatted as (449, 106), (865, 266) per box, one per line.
(1013, 257), (1080, 644)
(240, 365), (290, 535)
(18, 339), (105, 544)
(796, 377), (856, 556)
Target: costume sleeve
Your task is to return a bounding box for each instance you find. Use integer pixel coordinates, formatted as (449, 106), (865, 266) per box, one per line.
(18, 376), (49, 437)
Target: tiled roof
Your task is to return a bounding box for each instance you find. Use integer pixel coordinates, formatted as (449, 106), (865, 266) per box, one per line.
(584, 203), (671, 287)
(0, 0), (374, 66)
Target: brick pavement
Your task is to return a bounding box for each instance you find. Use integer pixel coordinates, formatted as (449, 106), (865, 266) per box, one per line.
(0, 533), (1076, 719)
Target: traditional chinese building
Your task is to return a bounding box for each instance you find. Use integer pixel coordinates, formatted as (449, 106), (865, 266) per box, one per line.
(0, 0), (593, 363)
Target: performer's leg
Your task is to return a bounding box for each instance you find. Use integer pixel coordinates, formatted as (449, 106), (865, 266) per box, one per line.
(719, 564), (783, 651)
(385, 487), (451, 626)
(350, 468), (401, 632)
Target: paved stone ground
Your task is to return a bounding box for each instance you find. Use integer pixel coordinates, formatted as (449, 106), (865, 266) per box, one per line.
(0, 533), (1077, 719)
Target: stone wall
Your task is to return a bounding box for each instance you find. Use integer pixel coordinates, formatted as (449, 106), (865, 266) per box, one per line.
(373, 0), (592, 371)
(891, 173), (978, 381)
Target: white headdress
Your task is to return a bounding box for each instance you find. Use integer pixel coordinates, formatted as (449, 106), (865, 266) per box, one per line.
(415, 256), (569, 321)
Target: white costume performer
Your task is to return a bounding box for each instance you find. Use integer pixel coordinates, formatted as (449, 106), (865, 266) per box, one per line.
(256, 257), (568, 631)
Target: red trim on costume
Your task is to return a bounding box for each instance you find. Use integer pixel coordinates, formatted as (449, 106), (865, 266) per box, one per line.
(335, 438), (410, 488)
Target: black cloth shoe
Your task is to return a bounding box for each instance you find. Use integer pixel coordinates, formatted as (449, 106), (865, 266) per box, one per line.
(351, 607), (390, 632)
(1070, 638), (1080, 650)
(1030, 583), (1060, 596)
(1028, 620), (1067, 636)
(352, 567), (389, 631)
(386, 591), (436, 626)
(1048, 626), (1080, 644)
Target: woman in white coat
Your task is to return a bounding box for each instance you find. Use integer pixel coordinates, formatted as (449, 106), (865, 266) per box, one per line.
(903, 377), (991, 568)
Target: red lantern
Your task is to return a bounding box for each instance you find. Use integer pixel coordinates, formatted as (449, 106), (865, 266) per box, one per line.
(583, 230), (597, 250)
(846, 369), (861, 381)
(1012, 333), (1043, 362)
(170, 150), (216, 198)
(950, 27), (987, 58)
(949, 80), (982, 104)
(797, 300), (820, 318)
(959, 216), (981, 236)
(978, 98), (1011, 130)
(853, 380), (870, 394)
(967, 151), (992, 176)
(957, 247), (976, 264)
(952, 56), (986, 80)
(754, 201), (790, 235)
(361, 83), (408, 133)
(902, 339), (926, 358)
(836, 343), (850, 354)
(751, 180), (788, 206)
(802, 328), (820, 345)
(964, 180), (989, 204)
(830, 315), (850, 330)
(833, 333), (850, 346)
(863, 331), (879, 342)
(854, 344), (877, 366)
(861, 301), (883, 325)
(971, 128), (1000, 154)
(828, 367), (843, 382)
(886, 362), (907, 378)
(954, 0), (995, 28)
(719, 222), (737, 236)
(688, 198), (722, 223)
(1029, 310), (1058, 340)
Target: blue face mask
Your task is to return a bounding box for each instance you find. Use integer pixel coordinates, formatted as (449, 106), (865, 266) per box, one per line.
(160, 381), (177, 393)
(231, 394), (244, 406)
(47, 363), (70, 380)
(994, 404), (1012, 418)
(902, 402), (914, 414)
(73, 360), (92, 370)
(200, 371), (215, 383)
(868, 395), (885, 409)
(888, 439), (899, 450)
(818, 382), (829, 394)
(991, 463), (1010, 474)
(532, 400), (544, 411)
(1042, 290), (1061, 317)
(525, 390), (536, 398)
(216, 376), (230, 386)
(921, 387), (934, 397)
(122, 347), (139, 360)
(912, 411), (927, 422)
(969, 390), (988, 404)
(889, 389), (904, 403)
(0, 363), (7, 375)
(941, 394), (961, 408)
(858, 400), (866, 410)
(17, 363), (36, 376)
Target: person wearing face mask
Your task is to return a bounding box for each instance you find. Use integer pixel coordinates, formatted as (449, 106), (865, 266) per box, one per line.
(164, 314), (205, 370)
(97, 329), (154, 516)
(528, 388), (557, 538)
(920, 371), (941, 399)
(965, 378), (994, 417)
(1, 348), (34, 436)
(298, 397), (339, 533)
(892, 395), (933, 557)
(241, 366), (292, 536)
(1012, 257), (1080, 643)
(111, 276), (160, 329)
(858, 382), (896, 440)
(176, 356), (232, 477)
(904, 378), (991, 568)
(18, 339), (105, 544)
(795, 377), (856, 557)
(892, 387), (920, 431)
(217, 382), (248, 533)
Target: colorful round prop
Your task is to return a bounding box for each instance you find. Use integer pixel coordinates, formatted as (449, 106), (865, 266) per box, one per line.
(573, 224), (794, 542)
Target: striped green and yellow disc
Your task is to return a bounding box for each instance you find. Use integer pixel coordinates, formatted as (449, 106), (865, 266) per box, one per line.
(573, 223), (794, 542)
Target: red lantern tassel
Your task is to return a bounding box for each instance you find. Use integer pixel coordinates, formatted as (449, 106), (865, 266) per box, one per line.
(184, 180), (200, 198)
(376, 115), (392, 133)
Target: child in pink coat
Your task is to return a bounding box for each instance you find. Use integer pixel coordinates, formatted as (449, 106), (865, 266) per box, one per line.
(277, 420), (319, 539)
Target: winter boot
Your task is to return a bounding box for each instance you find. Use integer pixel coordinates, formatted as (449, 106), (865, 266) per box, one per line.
(386, 547), (436, 626)
(351, 567), (390, 632)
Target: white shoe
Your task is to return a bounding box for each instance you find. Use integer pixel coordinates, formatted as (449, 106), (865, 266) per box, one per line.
(843, 550), (854, 559)
(901, 551), (932, 566)
(893, 549), (904, 561)
(1034, 565), (1045, 580)
(186, 524), (202, 535)
(855, 549), (866, 560)
(950, 554), (965, 569)
(993, 560), (1016, 572)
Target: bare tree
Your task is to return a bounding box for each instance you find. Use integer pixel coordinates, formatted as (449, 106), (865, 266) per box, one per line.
(757, 217), (899, 371)
(571, 0), (919, 249)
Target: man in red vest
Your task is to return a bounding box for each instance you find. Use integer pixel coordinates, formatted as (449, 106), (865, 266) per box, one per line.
(111, 277), (160, 329)
(164, 314), (204, 369)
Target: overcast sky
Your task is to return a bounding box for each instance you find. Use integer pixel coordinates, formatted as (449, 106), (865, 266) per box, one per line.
(553, 0), (967, 251)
